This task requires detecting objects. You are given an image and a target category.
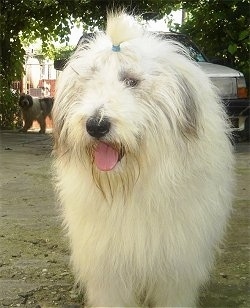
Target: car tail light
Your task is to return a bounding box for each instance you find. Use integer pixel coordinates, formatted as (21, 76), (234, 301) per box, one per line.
(237, 77), (248, 98)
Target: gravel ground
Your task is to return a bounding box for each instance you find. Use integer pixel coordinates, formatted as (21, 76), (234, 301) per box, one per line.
(0, 130), (249, 307)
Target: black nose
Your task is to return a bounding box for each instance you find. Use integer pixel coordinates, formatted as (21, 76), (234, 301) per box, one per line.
(86, 116), (111, 138)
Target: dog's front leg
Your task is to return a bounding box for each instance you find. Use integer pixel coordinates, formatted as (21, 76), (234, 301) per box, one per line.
(37, 115), (46, 134)
(19, 118), (33, 132)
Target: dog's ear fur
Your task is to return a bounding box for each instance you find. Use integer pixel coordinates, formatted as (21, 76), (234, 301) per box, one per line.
(18, 93), (25, 105)
(158, 73), (200, 139)
(177, 76), (200, 138)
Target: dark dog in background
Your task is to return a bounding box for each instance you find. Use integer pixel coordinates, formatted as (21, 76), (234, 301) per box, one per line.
(19, 93), (53, 133)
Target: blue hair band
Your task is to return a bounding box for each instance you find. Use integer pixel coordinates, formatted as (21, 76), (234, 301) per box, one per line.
(112, 45), (121, 52)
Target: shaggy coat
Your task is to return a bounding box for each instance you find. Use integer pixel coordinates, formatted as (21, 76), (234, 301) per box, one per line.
(52, 12), (234, 307)
(19, 93), (53, 133)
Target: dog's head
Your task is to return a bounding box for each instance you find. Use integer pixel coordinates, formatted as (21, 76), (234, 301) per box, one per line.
(19, 93), (33, 110)
(53, 12), (218, 191)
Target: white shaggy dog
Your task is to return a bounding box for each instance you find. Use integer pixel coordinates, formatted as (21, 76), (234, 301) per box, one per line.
(52, 12), (234, 307)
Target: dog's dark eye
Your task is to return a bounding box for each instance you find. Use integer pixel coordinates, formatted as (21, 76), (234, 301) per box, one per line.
(123, 77), (139, 88)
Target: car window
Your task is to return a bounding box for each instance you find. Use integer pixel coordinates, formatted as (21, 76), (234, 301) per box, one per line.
(160, 33), (208, 63)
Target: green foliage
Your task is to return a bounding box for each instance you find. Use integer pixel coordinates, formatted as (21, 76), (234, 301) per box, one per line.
(53, 45), (75, 70)
(0, 87), (21, 130)
(0, 33), (25, 129)
(53, 45), (75, 60)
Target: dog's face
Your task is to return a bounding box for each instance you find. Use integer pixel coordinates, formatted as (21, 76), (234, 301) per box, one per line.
(19, 94), (33, 110)
(53, 14), (210, 186)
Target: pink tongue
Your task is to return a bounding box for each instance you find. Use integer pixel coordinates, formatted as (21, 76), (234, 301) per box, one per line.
(94, 142), (119, 171)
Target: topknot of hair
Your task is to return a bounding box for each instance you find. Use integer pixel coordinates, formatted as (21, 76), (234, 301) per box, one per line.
(106, 11), (143, 47)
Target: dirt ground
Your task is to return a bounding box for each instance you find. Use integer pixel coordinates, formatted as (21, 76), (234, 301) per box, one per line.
(0, 130), (249, 307)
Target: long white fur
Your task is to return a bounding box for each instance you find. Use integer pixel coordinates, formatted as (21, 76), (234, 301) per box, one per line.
(52, 12), (234, 307)
(106, 11), (143, 46)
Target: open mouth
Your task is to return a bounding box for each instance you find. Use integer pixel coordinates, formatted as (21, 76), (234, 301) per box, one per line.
(94, 141), (125, 171)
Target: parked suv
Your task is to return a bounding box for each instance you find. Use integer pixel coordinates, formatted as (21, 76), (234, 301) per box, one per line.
(54, 32), (249, 140)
